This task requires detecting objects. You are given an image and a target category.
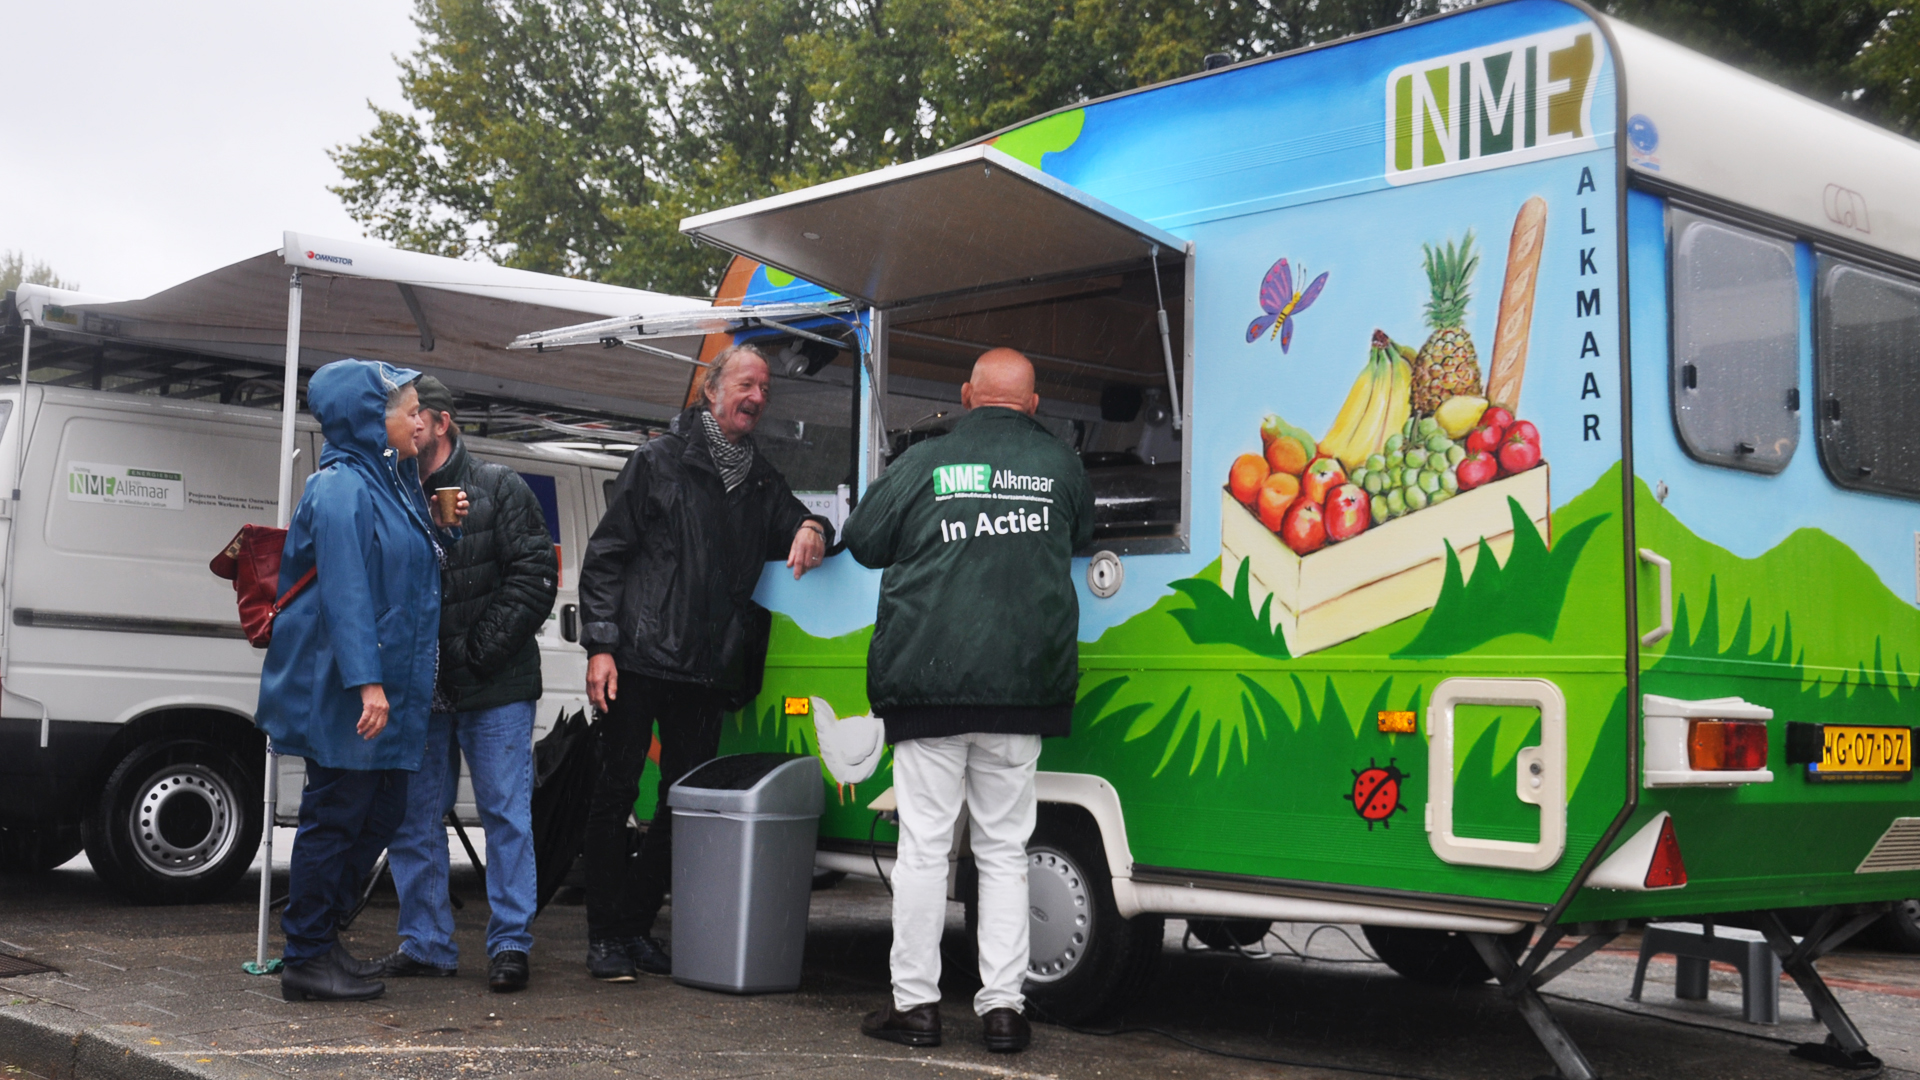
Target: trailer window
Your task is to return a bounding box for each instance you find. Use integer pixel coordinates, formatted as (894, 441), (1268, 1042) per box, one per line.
(1668, 209), (1800, 473)
(1815, 257), (1920, 501)
(877, 259), (1188, 553)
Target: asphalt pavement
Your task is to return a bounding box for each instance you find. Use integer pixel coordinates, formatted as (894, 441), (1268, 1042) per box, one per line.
(5, 849), (1920, 1080)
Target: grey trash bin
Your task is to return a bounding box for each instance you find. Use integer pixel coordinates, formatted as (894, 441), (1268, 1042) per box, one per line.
(667, 752), (824, 993)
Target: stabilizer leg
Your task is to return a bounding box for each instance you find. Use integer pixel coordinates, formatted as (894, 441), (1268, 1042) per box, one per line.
(1470, 931), (1602, 1080)
(1756, 909), (1884, 1071)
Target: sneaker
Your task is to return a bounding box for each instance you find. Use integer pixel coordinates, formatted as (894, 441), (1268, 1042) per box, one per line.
(861, 1002), (941, 1047)
(587, 939), (636, 982)
(622, 935), (672, 976)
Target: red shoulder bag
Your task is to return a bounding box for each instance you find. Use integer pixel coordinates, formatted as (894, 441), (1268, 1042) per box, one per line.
(210, 524), (316, 648)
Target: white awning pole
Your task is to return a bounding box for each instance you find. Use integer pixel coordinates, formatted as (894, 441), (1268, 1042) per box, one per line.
(253, 267), (302, 974)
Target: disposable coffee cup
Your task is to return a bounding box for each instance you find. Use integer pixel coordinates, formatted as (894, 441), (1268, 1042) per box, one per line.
(433, 487), (463, 526)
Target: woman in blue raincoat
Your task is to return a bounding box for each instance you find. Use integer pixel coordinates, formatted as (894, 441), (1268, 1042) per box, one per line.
(255, 359), (455, 1002)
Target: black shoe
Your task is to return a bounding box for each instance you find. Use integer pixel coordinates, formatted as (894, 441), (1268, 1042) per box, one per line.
(981, 1007), (1030, 1053)
(588, 939), (636, 982)
(281, 951), (385, 1002)
(622, 935), (671, 976)
(367, 949), (457, 979)
(489, 950), (529, 993)
(330, 943), (383, 981)
(861, 1002), (941, 1047)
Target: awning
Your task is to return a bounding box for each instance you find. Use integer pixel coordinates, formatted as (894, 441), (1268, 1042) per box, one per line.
(508, 299), (860, 354)
(679, 145), (1186, 309)
(20, 233), (705, 422)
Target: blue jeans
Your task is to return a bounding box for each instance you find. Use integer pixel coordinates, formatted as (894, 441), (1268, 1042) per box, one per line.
(387, 701), (538, 966)
(283, 763), (409, 964)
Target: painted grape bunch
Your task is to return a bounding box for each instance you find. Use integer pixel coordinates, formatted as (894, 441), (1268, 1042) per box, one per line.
(1347, 758), (1408, 830)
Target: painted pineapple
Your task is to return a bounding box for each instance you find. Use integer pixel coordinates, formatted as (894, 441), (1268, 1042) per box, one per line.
(1410, 231), (1483, 414)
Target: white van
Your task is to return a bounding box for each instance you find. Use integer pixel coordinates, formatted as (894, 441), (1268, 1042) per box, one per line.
(0, 383), (624, 902)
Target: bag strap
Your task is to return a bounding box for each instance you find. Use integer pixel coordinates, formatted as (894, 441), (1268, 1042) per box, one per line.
(273, 567), (318, 614)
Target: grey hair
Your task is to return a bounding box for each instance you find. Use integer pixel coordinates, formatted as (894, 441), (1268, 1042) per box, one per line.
(699, 342), (769, 406)
(386, 377), (419, 414)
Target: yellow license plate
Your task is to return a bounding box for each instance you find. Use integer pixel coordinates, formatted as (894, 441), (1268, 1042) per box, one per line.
(1810, 725), (1913, 780)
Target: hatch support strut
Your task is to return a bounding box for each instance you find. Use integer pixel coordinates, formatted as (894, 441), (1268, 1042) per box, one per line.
(1757, 907), (1886, 1071)
(1148, 244), (1182, 432)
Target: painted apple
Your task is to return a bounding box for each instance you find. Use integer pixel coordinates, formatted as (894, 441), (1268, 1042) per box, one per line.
(1499, 423), (1542, 474)
(1455, 450), (1498, 491)
(1301, 456), (1348, 505)
(1464, 425), (1503, 456)
(1325, 483), (1371, 541)
(1281, 498), (1327, 555)
(1229, 453), (1270, 506)
(1256, 473), (1301, 531)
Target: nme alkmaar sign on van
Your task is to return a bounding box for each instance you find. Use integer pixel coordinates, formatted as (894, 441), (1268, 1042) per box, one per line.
(1384, 26), (1603, 185)
(66, 462), (185, 510)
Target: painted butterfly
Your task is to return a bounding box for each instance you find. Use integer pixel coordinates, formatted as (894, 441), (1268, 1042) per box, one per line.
(1245, 257), (1329, 352)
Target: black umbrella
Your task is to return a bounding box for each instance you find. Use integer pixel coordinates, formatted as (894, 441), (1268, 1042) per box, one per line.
(531, 708), (597, 914)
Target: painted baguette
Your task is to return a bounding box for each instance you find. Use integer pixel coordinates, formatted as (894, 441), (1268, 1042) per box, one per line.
(1485, 196), (1548, 411)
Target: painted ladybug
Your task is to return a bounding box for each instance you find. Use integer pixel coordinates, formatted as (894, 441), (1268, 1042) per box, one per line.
(1346, 758), (1408, 830)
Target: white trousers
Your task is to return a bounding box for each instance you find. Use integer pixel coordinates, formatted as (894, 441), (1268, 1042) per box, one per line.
(888, 732), (1042, 1016)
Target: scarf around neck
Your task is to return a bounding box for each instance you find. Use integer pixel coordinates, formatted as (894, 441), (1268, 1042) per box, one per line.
(700, 408), (754, 492)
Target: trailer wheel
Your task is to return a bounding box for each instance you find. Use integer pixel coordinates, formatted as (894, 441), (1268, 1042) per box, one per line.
(0, 823), (84, 873)
(1869, 900), (1920, 953)
(1186, 918), (1273, 951)
(83, 737), (262, 904)
(1363, 925), (1532, 986)
(1018, 807), (1163, 1026)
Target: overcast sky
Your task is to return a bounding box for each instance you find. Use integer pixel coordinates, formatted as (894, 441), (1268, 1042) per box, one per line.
(0, 0), (421, 299)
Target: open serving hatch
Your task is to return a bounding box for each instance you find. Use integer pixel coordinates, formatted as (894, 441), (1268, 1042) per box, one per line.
(521, 144), (1196, 550)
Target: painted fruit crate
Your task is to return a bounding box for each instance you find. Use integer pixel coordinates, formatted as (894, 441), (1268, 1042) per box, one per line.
(1220, 465), (1551, 656)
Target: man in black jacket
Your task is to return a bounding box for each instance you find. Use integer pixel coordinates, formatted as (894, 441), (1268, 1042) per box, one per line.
(374, 377), (559, 993)
(577, 342), (832, 982)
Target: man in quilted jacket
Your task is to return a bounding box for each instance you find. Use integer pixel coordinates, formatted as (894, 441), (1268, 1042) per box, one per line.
(371, 376), (559, 993)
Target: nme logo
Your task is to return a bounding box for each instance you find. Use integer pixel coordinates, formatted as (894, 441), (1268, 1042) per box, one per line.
(1824, 185), (1870, 234)
(1385, 27), (1603, 185)
(931, 463), (991, 496)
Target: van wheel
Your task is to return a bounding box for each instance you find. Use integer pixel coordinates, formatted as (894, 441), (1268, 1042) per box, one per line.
(83, 738), (261, 904)
(1363, 925), (1533, 985)
(0, 823), (84, 873)
(1019, 808), (1163, 1026)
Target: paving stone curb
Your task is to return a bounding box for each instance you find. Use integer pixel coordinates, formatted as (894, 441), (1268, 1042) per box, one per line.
(1, 1000), (281, 1080)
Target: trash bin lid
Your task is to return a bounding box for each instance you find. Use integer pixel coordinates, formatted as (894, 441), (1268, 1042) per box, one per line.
(668, 753), (825, 816)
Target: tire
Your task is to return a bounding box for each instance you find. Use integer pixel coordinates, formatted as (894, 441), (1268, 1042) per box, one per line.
(1186, 918), (1273, 951)
(0, 822), (85, 873)
(82, 737), (262, 904)
(1019, 807), (1164, 1026)
(1363, 924), (1533, 986)
(1869, 900), (1920, 953)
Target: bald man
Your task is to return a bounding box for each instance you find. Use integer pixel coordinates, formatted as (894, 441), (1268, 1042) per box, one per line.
(842, 349), (1094, 1054)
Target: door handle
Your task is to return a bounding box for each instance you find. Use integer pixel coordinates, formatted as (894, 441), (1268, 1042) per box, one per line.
(560, 603), (579, 643)
(1638, 548), (1672, 646)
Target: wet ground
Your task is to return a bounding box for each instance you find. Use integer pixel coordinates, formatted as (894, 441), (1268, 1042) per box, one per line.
(4, 842), (1920, 1080)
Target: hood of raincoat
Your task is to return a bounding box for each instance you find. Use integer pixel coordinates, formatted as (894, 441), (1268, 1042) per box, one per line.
(310, 358), (420, 475)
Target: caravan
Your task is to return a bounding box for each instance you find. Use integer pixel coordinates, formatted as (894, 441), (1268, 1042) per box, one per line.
(520, 1), (1920, 1072)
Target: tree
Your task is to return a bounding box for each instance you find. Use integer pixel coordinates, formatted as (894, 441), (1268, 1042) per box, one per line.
(0, 251), (76, 294)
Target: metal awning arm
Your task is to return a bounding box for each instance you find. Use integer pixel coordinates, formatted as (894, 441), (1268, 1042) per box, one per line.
(509, 299), (860, 352)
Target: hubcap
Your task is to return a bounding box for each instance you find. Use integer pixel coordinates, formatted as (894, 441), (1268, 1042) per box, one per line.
(1026, 847), (1092, 982)
(127, 764), (238, 878)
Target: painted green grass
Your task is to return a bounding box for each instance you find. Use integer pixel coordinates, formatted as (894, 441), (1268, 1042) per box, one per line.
(1166, 558), (1291, 659)
(1392, 497), (1606, 659)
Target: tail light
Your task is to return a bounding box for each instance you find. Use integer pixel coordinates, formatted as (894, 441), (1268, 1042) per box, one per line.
(1687, 719), (1768, 771)
(1645, 815), (1687, 888)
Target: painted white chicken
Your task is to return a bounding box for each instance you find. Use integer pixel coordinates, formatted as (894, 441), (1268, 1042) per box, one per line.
(811, 696), (885, 801)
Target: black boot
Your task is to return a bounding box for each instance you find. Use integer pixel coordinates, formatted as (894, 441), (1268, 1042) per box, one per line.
(282, 949), (386, 1002)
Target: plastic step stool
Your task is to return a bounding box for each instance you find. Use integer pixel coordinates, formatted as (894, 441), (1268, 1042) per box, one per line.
(1630, 921), (1780, 1025)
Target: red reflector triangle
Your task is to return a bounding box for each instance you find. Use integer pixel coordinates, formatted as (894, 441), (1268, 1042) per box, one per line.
(1645, 815), (1687, 888)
